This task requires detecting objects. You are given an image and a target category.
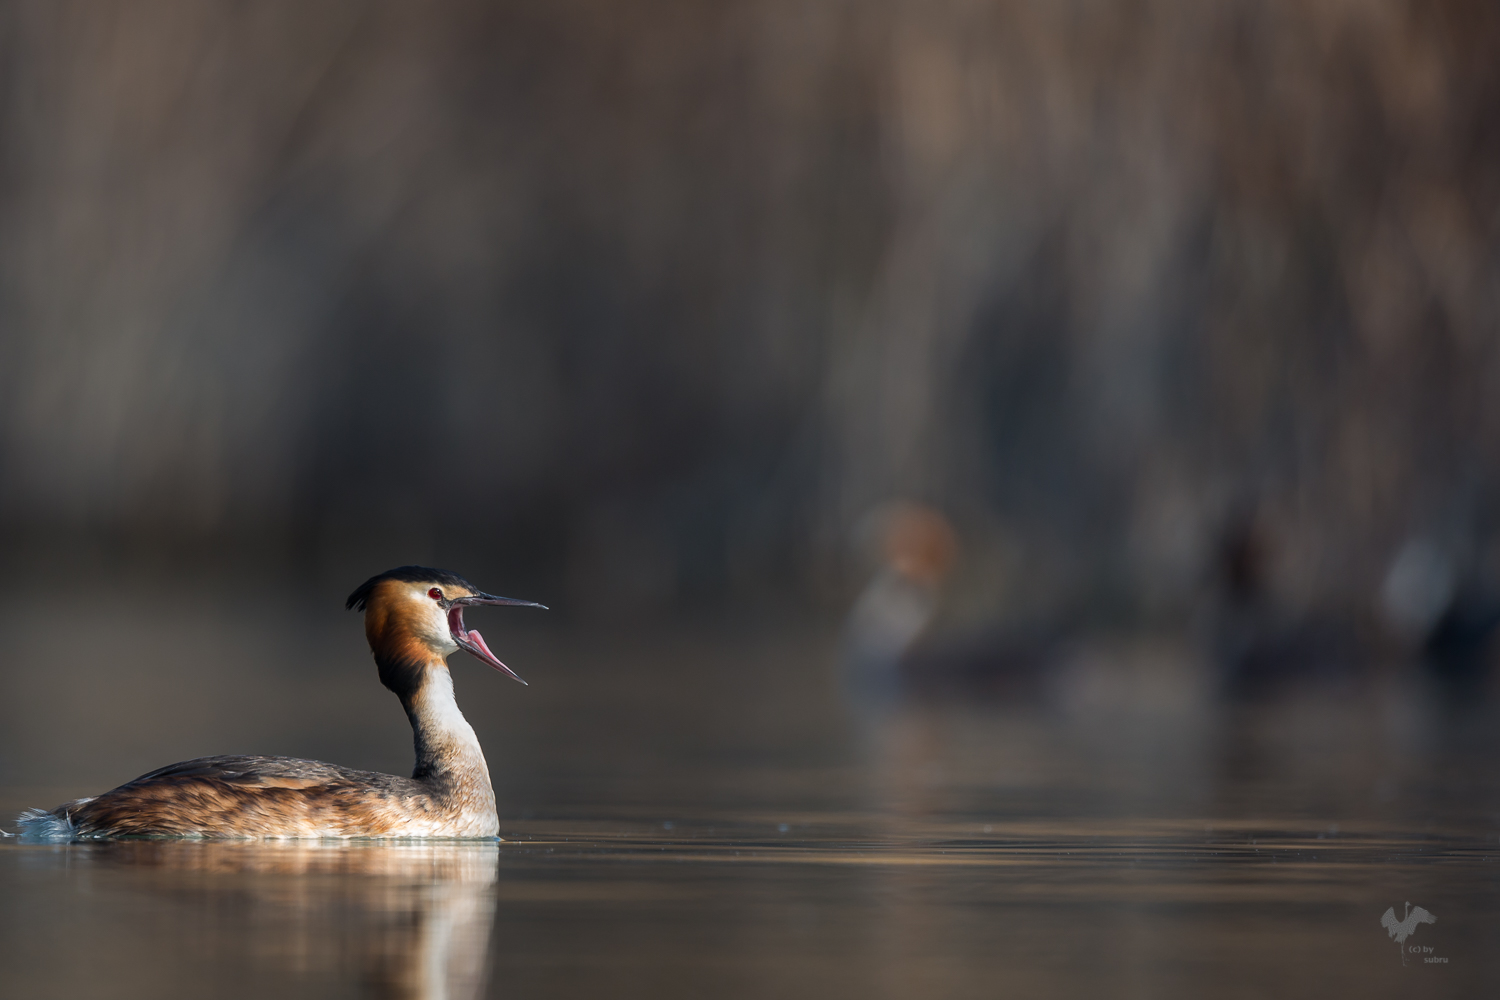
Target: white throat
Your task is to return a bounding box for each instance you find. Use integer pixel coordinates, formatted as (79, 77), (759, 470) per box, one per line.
(405, 660), (499, 835)
(409, 665), (487, 769)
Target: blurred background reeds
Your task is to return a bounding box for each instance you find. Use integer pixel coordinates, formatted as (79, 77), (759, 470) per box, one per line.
(2, 0), (1499, 666)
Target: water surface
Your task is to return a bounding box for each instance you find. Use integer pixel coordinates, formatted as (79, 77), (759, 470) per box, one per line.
(1, 597), (1496, 998)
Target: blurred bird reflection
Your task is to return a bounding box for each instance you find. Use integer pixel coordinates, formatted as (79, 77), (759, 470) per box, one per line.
(61, 842), (497, 1000)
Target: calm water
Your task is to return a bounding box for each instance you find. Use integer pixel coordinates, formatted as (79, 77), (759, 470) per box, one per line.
(1, 590), (1497, 998)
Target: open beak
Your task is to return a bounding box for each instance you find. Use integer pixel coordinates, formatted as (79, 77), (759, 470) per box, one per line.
(446, 593), (547, 685)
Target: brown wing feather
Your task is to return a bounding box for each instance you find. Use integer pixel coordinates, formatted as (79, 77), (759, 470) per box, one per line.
(133, 755), (354, 785)
(59, 755), (438, 838)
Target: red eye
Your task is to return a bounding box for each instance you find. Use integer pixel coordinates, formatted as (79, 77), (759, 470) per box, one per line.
(428, 588), (443, 600)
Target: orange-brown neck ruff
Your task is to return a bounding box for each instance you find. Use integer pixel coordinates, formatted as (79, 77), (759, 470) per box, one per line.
(362, 577), (496, 827)
(364, 578), (461, 699)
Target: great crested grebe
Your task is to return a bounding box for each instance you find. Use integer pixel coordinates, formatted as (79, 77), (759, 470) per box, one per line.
(15, 566), (544, 841)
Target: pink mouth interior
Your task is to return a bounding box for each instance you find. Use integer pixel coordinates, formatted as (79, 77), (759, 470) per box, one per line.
(447, 606), (527, 684)
(466, 628), (501, 662)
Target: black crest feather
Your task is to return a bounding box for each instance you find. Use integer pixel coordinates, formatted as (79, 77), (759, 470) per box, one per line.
(346, 566), (477, 611)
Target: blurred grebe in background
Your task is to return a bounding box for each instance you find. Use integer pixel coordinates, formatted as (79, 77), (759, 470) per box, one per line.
(844, 502), (1065, 698)
(844, 502), (957, 684)
(1207, 506), (1372, 696)
(15, 566), (545, 841)
(1382, 537), (1500, 692)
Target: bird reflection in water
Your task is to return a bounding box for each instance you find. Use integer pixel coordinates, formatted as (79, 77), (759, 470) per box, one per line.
(88, 840), (498, 1000)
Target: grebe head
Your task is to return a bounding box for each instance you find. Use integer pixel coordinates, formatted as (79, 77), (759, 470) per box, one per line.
(346, 566), (546, 688)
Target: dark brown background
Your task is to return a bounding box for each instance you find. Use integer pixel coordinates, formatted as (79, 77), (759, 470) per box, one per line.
(2, 0), (1498, 634)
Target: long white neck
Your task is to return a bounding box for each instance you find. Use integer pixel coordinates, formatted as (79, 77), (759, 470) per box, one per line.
(406, 664), (493, 798)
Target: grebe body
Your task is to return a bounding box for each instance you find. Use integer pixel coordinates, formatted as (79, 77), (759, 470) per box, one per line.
(15, 566), (543, 841)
